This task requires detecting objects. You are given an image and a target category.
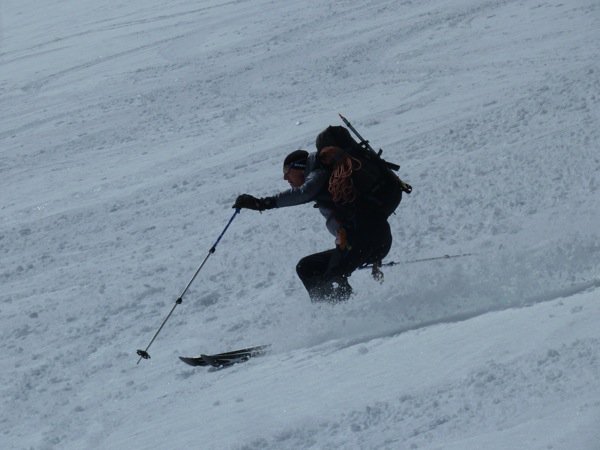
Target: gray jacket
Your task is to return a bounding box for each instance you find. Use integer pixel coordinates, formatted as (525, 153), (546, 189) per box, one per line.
(273, 152), (340, 236)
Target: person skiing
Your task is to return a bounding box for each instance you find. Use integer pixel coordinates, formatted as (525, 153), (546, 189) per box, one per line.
(233, 127), (394, 303)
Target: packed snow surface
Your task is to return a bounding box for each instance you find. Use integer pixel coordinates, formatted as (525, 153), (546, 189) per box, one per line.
(1, 0), (599, 448)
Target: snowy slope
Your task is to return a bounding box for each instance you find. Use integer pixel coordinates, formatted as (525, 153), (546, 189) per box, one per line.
(1, 0), (599, 449)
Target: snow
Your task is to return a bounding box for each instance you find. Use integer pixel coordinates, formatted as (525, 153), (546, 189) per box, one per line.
(1, 0), (599, 448)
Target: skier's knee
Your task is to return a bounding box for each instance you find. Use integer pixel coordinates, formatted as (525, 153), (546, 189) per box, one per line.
(296, 257), (309, 278)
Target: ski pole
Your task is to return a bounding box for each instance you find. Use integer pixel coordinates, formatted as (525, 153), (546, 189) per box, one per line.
(361, 253), (475, 270)
(391, 253), (474, 265)
(136, 208), (241, 364)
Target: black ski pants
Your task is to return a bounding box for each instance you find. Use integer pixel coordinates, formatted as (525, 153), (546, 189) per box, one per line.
(296, 218), (392, 302)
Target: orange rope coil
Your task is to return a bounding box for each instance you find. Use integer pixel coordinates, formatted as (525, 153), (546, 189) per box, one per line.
(319, 146), (361, 204)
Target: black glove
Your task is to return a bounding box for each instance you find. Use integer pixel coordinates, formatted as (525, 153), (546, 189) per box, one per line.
(233, 194), (276, 211)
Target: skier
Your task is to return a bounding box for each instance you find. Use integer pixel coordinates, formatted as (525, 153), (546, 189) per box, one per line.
(233, 138), (393, 303)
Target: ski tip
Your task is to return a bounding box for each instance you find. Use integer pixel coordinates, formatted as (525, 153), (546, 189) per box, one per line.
(179, 356), (209, 367)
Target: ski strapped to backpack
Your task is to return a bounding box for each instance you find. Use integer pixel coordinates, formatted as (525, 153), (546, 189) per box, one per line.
(315, 114), (412, 218)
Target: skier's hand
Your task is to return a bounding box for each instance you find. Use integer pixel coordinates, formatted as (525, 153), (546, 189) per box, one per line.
(233, 194), (261, 210)
(233, 194), (275, 211)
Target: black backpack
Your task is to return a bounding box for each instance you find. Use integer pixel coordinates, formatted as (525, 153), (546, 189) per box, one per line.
(315, 125), (411, 218)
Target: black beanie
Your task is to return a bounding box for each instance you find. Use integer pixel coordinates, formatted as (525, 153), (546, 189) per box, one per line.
(283, 149), (309, 168)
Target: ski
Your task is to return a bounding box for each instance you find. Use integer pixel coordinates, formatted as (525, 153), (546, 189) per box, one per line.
(179, 345), (270, 368)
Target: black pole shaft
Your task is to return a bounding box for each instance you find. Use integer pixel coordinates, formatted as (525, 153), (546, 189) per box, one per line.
(136, 209), (240, 364)
(177, 208), (240, 301)
(136, 299), (181, 365)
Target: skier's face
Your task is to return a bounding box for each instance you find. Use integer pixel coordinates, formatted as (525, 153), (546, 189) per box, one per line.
(283, 166), (305, 188)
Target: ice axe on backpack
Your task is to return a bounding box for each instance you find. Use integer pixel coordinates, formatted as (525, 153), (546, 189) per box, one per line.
(339, 114), (412, 194)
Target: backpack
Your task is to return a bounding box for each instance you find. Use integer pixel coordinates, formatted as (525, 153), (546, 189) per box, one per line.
(315, 125), (411, 218)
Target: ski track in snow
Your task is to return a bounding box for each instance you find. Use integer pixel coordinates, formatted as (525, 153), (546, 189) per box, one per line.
(1, 0), (600, 448)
